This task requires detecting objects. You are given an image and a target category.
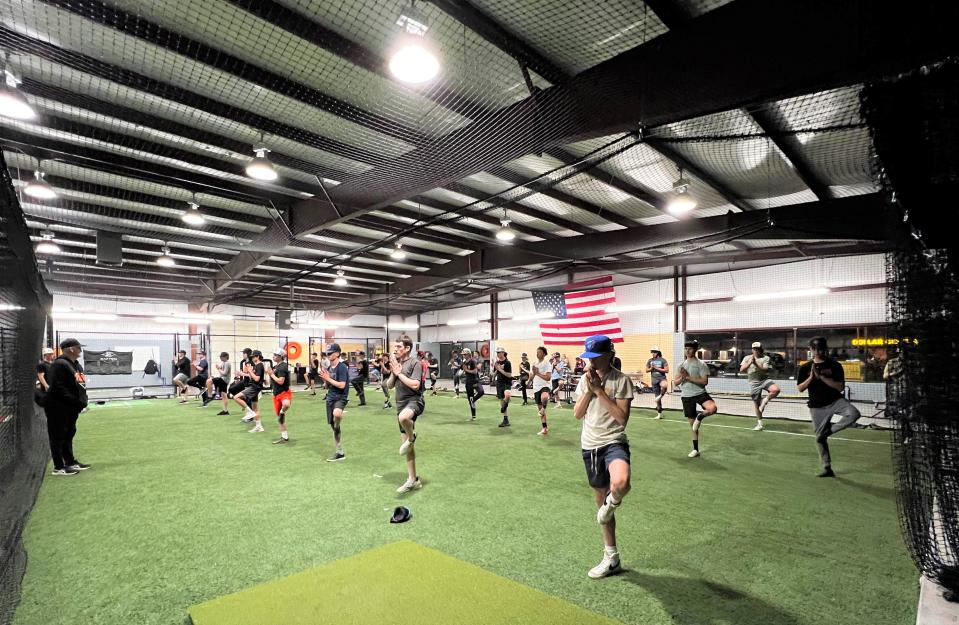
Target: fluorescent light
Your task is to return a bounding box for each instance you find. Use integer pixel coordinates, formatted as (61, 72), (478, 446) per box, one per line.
(734, 287), (830, 302)
(24, 171), (57, 199)
(53, 312), (118, 321)
(153, 316), (210, 325)
(246, 147), (278, 181)
(181, 201), (206, 226)
(0, 303), (24, 311)
(0, 72), (36, 120)
(502, 311), (554, 321)
(387, 322), (419, 330)
(447, 318), (478, 326)
(170, 313), (233, 321)
(605, 303), (667, 312)
(296, 319), (350, 328)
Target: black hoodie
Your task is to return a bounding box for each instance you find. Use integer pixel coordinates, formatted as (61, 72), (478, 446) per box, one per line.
(45, 355), (88, 413)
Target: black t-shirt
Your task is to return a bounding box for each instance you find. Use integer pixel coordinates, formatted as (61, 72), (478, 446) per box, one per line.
(310, 359), (319, 374)
(428, 358), (439, 375)
(451, 356), (463, 372)
(37, 361), (51, 387)
(358, 359), (369, 378)
(798, 359), (845, 408)
(247, 361), (265, 390)
(176, 357), (191, 376)
(519, 360), (530, 378)
(495, 358), (512, 387)
(272, 362), (290, 394)
(463, 358), (478, 382)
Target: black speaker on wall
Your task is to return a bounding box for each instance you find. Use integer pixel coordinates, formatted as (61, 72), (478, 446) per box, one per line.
(275, 309), (293, 330)
(96, 231), (123, 267)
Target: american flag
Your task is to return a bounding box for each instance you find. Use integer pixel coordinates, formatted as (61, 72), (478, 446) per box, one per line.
(532, 276), (624, 345)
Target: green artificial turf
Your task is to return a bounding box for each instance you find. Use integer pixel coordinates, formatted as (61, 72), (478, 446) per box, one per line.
(188, 540), (623, 625)
(14, 391), (915, 625)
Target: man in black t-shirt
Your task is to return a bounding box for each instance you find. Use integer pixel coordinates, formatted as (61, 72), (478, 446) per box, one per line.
(427, 352), (439, 395)
(236, 350), (265, 432)
(797, 336), (861, 478)
(307, 352), (320, 395)
(379, 353), (393, 409)
(448, 350), (463, 398)
(36, 347), (55, 406)
(189, 350), (210, 403)
(45, 338), (90, 475)
(173, 350), (191, 401)
(461, 348), (484, 420)
(351, 351), (369, 406)
(267, 348), (292, 444)
(493, 347), (513, 427)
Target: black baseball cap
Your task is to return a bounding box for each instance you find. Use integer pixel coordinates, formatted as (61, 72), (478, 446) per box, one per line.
(251, 349), (263, 359)
(684, 339), (700, 349)
(59, 337), (84, 349)
(390, 506), (412, 524)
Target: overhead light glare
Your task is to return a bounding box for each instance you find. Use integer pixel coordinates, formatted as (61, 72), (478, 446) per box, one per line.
(390, 242), (407, 260)
(389, 5), (439, 83)
(24, 170), (57, 200)
(333, 269), (348, 286)
(35, 231), (61, 255)
(246, 147), (278, 181)
(605, 303), (667, 312)
(153, 316), (210, 325)
(734, 287), (830, 302)
(495, 218), (516, 241)
(502, 311), (555, 321)
(52, 312), (118, 321)
(447, 318), (478, 326)
(386, 322), (419, 330)
(182, 201), (206, 226)
(157, 245), (176, 267)
(667, 168), (697, 215)
(0, 69), (37, 120)
(0, 303), (25, 311)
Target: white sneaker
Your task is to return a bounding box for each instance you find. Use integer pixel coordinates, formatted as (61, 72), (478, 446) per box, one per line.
(597, 495), (619, 525)
(398, 433), (416, 455)
(654, 412), (663, 420)
(396, 477), (423, 493)
(688, 449), (700, 458)
(242, 411), (256, 423)
(248, 424), (264, 433)
(587, 554), (621, 579)
(537, 428), (549, 436)
(753, 422), (765, 431)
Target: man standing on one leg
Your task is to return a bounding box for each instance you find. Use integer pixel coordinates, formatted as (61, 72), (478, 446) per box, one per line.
(493, 347), (513, 427)
(238, 351), (265, 432)
(268, 348), (292, 444)
(675, 340), (717, 458)
(741, 341), (780, 431)
(461, 349), (484, 420)
(189, 350), (209, 405)
(210, 352), (232, 414)
(307, 352), (319, 395)
(531, 346), (553, 436)
(173, 350), (191, 402)
(427, 352), (439, 396)
(573, 335), (634, 579)
(518, 353), (531, 406)
(797, 336), (861, 478)
(351, 351), (368, 406)
(44, 338), (91, 475)
(388, 335), (425, 493)
(319, 343), (349, 461)
(448, 350), (463, 398)
(645, 347), (669, 419)
(379, 354), (393, 409)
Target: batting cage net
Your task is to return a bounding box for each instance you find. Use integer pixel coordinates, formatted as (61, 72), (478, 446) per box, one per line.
(0, 151), (52, 625)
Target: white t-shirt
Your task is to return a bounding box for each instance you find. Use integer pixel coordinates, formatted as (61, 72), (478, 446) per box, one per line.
(575, 368), (634, 450)
(531, 359), (553, 391)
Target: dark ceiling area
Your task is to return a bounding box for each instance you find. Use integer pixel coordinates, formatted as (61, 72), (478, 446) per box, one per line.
(1, 0), (955, 313)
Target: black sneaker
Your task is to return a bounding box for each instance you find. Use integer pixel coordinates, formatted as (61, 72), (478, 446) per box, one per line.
(327, 452), (346, 462)
(68, 462), (91, 471)
(817, 467), (836, 478)
(52, 467), (79, 476)
(216, 410), (230, 416)
(499, 419), (511, 428)
(358, 402), (366, 406)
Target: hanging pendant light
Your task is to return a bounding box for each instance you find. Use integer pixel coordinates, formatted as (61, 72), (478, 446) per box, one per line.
(182, 198), (206, 226)
(24, 169), (57, 200)
(666, 167), (697, 215)
(246, 145), (278, 181)
(390, 242), (407, 260)
(157, 245), (176, 267)
(0, 59), (37, 121)
(333, 269), (347, 286)
(35, 231), (61, 255)
(388, 3), (440, 84)
(495, 208), (516, 241)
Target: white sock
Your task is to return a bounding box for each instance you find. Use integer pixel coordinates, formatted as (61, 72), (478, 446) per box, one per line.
(281, 431), (289, 440)
(604, 545), (619, 558)
(607, 494), (620, 507)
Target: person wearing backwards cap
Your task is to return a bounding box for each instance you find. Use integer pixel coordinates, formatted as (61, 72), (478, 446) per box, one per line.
(645, 347), (670, 419)
(267, 348), (292, 444)
(493, 347), (513, 428)
(675, 339), (717, 458)
(237, 350), (266, 432)
(44, 338), (91, 475)
(573, 334), (634, 578)
(740, 341), (781, 431)
(319, 343), (349, 461)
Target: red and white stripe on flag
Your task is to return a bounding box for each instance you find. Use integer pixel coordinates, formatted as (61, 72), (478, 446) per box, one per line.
(540, 276), (624, 346)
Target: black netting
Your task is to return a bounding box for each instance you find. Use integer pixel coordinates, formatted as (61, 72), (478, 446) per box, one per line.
(0, 151), (52, 625)
(863, 59), (959, 597)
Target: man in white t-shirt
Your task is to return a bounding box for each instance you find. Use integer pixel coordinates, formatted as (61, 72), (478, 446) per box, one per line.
(573, 334), (634, 579)
(531, 346), (553, 436)
(740, 341), (780, 431)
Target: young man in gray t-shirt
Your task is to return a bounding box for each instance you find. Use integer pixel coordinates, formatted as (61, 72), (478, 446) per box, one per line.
(740, 341), (781, 431)
(573, 334), (634, 579)
(387, 334), (424, 494)
(674, 339), (718, 458)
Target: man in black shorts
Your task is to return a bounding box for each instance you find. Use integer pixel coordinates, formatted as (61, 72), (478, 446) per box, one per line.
(573, 335), (634, 578)
(227, 348), (252, 415)
(207, 352), (232, 412)
(461, 348), (484, 420)
(388, 334), (424, 493)
(351, 351), (368, 406)
(518, 353), (531, 405)
(531, 346), (553, 436)
(319, 343), (349, 461)
(427, 352), (439, 395)
(448, 349), (463, 398)
(237, 350), (265, 432)
(173, 350), (191, 402)
(675, 340), (717, 458)
(307, 352), (319, 395)
(493, 347), (513, 428)
(379, 353), (393, 409)
(188, 350), (209, 403)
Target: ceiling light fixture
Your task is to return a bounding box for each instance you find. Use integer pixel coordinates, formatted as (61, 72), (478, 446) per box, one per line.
(157, 245), (176, 267)
(0, 303), (25, 311)
(34, 231), (61, 255)
(666, 167), (697, 215)
(734, 287), (830, 302)
(0, 60), (37, 120)
(388, 3), (440, 83)
(495, 209), (516, 242)
(182, 197), (206, 226)
(333, 269), (347, 286)
(24, 169), (57, 200)
(245, 143), (278, 181)
(390, 242), (407, 260)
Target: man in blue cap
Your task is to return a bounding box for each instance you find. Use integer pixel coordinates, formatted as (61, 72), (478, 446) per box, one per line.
(573, 334), (634, 579)
(318, 343), (349, 461)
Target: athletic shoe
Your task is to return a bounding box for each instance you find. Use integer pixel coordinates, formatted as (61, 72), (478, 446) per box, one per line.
(753, 422), (765, 431)
(272, 437), (289, 444)
(597, 495), (619, 525)
(498, 419), (510, 428)
(587, 555), (621, 579)
(470, 415), (476, 421)
(51, 467), (79, 476)
(358, 402), (366, 406)
(688, 449), (700, 458)
(537, 428), (549, 436)
(68, 462), (91, 471)
(383, 401), (392, 409)
(248, 424), (264, 433)
(399, 433), (417, 455)
(179, 399), (188, 404)
(654, 412), (663, 420)
(396, 477), (423, 493)
(241, 412), (256, 423)
(817, 467), (836, 478)
(216, 410), (230, 416)
(327, 452), (346, 462)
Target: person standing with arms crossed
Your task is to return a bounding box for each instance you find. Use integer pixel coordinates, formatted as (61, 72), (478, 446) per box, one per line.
(44, 338), (91, 475)
(387, 335), (425, 493)
(645, 347), (669, 419)
(675, 340), (717, 458)
(319, 343), (349, 461)
(573, 335), (634, 578)
(741, 341), (780, 431)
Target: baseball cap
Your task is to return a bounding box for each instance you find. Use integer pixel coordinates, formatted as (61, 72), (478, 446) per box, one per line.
(273, 348), (286, 357)
(242, 347), (253, 355)
(198, 350), (206, 355)
(580, 335), (614, 359)
(251, 349), (263, 359)
(495, 347), (506, 353)
(390, 506), (412, 524)
(521, 352), (528, 357)
(461, 348), (472, 355)
(42, 347), (55, 355)
(59, 338), (84, 349)
(325, 343), (341, 355)
(552, 351), (560, 358)
(751, 341), (762, 349)
(650, 346), (661, 353)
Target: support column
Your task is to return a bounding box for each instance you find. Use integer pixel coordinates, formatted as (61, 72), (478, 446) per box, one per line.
(680, 266), (688, 332)
(490, 292), (499, 341)
(672, 267), (680, 333)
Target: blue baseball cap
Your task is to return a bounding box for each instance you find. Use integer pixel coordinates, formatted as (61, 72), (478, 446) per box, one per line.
(324, 343), (341, 355)
(580, 335), (614, 359)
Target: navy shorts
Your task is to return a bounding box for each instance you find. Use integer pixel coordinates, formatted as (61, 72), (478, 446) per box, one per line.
(681, 393), (713, 419)
(496, 384), (511, 400)
(396, 398), (424, 432)
(212, 378), (228, 393)
(326, 399), (347, 425)
(240, 386), (260, 405)
(582, 442), (631, 488)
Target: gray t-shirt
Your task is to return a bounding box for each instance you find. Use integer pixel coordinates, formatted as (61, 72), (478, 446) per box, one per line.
(679, 358), (710, 397)
(216, 360), (232, 381)
(741, 355), (770, 382)
(575, 368), (634, 450)
(394, 356), (424, 404)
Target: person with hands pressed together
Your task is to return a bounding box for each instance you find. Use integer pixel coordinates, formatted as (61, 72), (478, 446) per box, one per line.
(461, 348), (484, 420)
(675, 340), (717, 458)
(573, 335), (634, 579)
(319, 343), (349, 461)
(238, 350), (265, 432)
(267, 348), (292, 444)
(797, 336), (861, 478)
(645, 347), (669, 419)
(531, 346), (553, 436)
(387, 335), (425, 493)
(493, 347), (513, 428)
(740, 341), (781, 431)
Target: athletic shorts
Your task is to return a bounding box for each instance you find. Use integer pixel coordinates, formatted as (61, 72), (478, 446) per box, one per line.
(212, 378), (228, 392)
(582, 441), (631, 489)
(496, 384), (511, 400)
(750, 379), (776, 405)
(308, 371), (318, 381)
(326, 399), (347, 425)
(273, 390), (292, 415)
(173, 373), (188, 384)
(534, 386), (551, 407)
(396, 398), (425, 432)
(241, 386), (260, 405)
(551, 379), (560, 394)
(681, 393), (713, 419)
(228, 380), (246, 397)
(651, 376), (667, 390)
(187, 374), (207, 388)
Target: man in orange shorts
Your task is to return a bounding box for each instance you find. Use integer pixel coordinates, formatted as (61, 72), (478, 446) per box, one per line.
(267, 348), (292, 444)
